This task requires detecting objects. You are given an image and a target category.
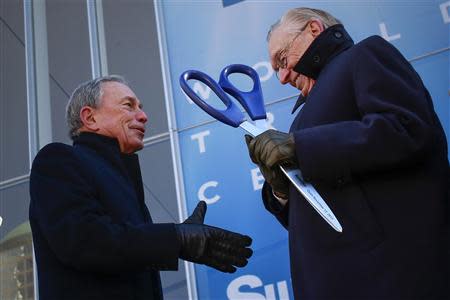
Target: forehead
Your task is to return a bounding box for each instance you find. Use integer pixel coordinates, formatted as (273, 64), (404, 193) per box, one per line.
(268, 27), (291, 59)
(100, 81), (137, 103)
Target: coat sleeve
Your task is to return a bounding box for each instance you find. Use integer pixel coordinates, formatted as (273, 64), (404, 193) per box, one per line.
(294, 36), (440, 184)
(29, 143), (180, 274)
(261, 183), (289, 229)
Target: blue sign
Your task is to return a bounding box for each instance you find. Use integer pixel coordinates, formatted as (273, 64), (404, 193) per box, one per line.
(222, 0), (245, 8)
(159, 0), (449, 298)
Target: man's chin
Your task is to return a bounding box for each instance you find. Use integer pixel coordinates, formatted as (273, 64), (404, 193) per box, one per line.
(133, 141), (144, 152)
(294, 78), (304, 91)
(122, 140), (144, 154)
(298, 77), (315, 96)
(295, 84), (305, 94)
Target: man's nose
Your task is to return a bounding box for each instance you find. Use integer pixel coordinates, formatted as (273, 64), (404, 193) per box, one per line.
(278, 68), (290, 84)
(136, 109), (148, 124)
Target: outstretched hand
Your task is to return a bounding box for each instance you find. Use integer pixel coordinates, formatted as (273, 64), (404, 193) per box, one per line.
(176, 201), (253, 273)
(183, 201), (207, 224)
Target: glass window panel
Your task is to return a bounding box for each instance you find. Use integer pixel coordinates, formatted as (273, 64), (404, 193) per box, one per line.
(102, 0), (168, 136)
(102, 2), (184, 298)
(140, 139), (188, 299)
(46, 0), (92, 144)
(0, 181), (33, 300)
(0, 0), (29, 181)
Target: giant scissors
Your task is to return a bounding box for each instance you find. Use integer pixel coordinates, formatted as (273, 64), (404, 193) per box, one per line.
(180, 64), (342, 232)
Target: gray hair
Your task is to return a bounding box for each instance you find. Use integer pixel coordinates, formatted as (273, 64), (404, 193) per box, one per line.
(267, 8), (342, 42)
(66, 75), (128, 139)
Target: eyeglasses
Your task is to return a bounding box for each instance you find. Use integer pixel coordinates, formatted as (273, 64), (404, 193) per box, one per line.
(274, 22), (309, 80)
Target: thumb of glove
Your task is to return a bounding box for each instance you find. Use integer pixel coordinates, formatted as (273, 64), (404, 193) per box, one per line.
(244, 134), (253, 147)
(244, 134), (259, 164)
(183, 201), (207, 224)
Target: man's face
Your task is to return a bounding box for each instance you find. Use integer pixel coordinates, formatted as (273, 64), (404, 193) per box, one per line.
(268, 21), (321, 96)
(93, 82), (148, 154)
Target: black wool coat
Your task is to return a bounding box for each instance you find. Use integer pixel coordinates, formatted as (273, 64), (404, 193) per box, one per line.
(263, 25), (448, 300)
(29, 132), (180, 300)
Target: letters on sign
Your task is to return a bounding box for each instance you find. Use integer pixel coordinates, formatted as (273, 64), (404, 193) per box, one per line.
(226, 274), (290, 300)
(191, 130), (211, 154)
(441, 1), (450, 23)
(253, 61), (274, 83)
(197, 181), (220, 204)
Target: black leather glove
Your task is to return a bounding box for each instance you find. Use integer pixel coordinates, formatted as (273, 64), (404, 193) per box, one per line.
(183, 200), (207, 224)
(245, 130), (297, 169)
(257, 163), (290, 198)
(245, 131), (297, 197)
(175, 201), (253, 273)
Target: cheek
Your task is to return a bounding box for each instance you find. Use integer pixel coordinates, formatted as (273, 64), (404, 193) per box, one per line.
(119, 115), (137, 137)
(119, 114), (132, 127)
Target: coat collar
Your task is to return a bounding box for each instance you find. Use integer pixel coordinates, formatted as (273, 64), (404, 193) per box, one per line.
(73, 132), (140, 178)
(73, 132), (122, 157)
(291, 24), (354, 114)
(293, 24), (354, 80)
(291, 94), (306, 114)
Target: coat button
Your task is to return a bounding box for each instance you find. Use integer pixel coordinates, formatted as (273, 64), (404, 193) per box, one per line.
(334, 31), (343, 38)
(313, 55), (321, 63)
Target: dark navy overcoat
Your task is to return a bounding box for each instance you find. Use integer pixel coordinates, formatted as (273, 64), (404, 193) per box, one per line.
(29, 132), (180, 300)
(263, 25), (448, 299)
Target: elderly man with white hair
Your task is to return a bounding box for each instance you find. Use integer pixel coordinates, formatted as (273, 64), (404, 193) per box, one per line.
(246, 7), (448, 300)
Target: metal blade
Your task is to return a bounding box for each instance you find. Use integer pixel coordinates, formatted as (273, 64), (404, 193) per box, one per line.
(239, 121), (266, 137)
(254, 119), (268, 131)
(238, 121), (343, 232)
(280, 166), (343, 232)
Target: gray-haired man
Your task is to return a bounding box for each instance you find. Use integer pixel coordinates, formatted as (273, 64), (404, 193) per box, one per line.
(246, 7), (448, 300)
(29, 75), (253, 300)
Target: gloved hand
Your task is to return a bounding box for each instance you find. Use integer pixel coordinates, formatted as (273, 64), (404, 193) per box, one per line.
(257, 162), (290, 198)
(183, 200), (207, 224)
(245, 129), (297, 169)
(245, 130), (297, 197)
(175, 201), (253, 273)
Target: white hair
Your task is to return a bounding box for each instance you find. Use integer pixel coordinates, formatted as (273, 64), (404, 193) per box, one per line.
(267, 7), (342, 42)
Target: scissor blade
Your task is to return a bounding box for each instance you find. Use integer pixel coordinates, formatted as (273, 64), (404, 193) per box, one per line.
(280, 166), (343, 232)
(239, 121), (267, 137)
(254, 119), (269, 131)
(238, 121), (343, 232)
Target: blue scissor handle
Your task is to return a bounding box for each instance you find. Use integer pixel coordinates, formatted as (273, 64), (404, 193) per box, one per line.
(219, 64), (267, 121)
(180, 70), (245, 127)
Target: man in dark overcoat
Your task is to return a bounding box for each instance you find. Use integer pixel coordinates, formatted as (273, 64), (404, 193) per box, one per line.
(29, 75), (253, 300)
(246, 7), (448, 300)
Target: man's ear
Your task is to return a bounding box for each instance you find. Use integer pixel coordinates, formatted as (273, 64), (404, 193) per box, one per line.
(308, 19), (325, 37)
(79, 106), (99, 132)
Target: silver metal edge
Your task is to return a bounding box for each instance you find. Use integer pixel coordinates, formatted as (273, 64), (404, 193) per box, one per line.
(153, 2), (198, 300)
(24, 2), (39, 298)
(280, 167), (342, 232)
(24, 0), (37, 167)
(86, 0), (100, 79)
(94, 0), (108, 76)
(0, 174), (30, 191)
(24, 0), (52, 295)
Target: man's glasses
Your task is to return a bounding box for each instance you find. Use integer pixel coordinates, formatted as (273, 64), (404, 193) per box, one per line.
(274, 22), (309, 80)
